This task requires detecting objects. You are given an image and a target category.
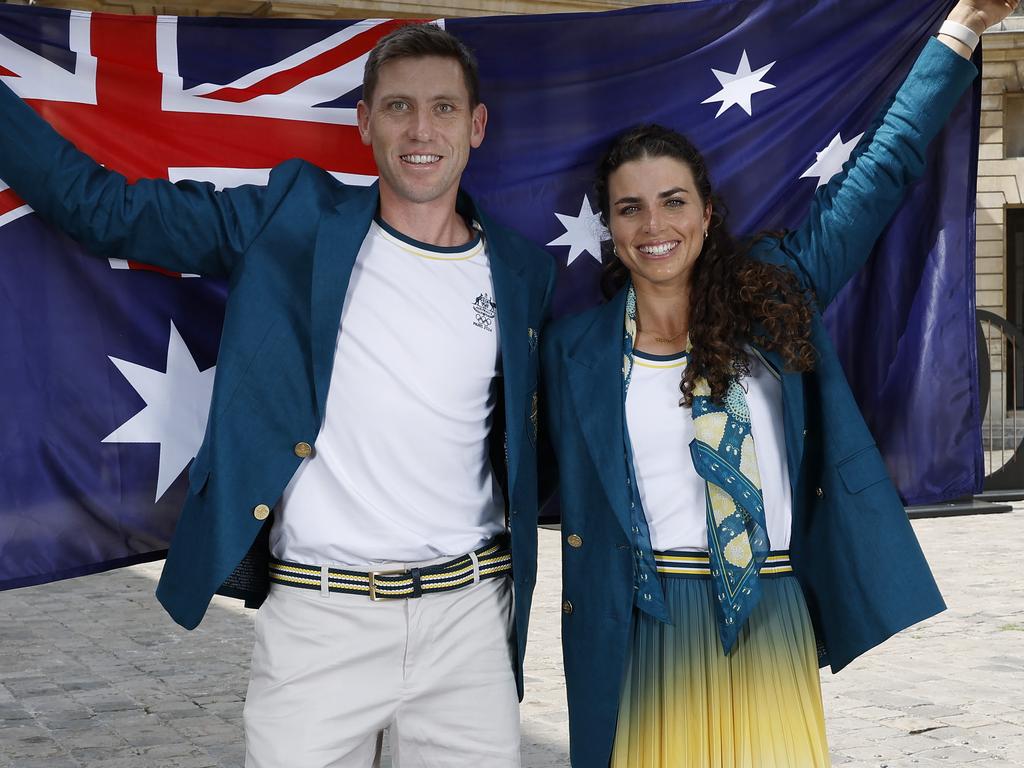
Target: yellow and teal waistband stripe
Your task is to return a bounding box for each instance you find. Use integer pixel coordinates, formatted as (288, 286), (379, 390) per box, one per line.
(269, 536), (512, 601)
(654, 550), (793, 578)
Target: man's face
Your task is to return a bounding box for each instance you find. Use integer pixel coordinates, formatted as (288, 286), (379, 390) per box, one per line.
(357, 55), (487, 206)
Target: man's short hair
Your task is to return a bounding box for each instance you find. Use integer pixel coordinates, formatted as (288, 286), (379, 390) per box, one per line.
(363, 23), (481, 108)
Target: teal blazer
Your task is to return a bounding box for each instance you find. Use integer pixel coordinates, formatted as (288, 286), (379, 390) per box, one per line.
(0, 82), (555, 698)
(541, 40), (977, 766)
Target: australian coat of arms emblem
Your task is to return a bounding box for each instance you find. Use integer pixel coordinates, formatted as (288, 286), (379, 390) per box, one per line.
(472, 293), (498, 331)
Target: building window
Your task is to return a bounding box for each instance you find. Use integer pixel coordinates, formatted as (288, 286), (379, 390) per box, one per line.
(1007, 96), (1024, 159)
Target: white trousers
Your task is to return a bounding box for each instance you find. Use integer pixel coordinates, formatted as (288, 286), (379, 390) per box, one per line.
(243, 573), (520, 768)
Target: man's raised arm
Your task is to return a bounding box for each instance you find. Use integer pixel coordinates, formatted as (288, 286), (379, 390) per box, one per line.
(0, 79), (274, 279)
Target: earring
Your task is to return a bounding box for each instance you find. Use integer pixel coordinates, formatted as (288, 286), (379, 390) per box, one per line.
(703, 229), (708, 240)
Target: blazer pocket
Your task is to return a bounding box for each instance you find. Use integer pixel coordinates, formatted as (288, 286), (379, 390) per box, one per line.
(836, 445), (889, 494)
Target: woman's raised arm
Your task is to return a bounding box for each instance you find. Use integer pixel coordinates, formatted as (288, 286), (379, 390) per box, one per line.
(777, 0), (1016, 308)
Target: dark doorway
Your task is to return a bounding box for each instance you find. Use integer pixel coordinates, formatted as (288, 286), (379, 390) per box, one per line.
(1006, 208), (1024, 409)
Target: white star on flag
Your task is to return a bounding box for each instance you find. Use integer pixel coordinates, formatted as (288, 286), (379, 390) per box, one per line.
(702, 51), (777, 118)
(102, 322), (216, 502)
(799, 131), (865, 188)
(547, 195), (609, 266)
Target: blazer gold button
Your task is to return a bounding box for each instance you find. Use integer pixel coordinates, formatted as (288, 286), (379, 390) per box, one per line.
(567, 534), (583, 548)
(816, 487), (824, 498)
(562, 600), (574, 615)
(294, 441), (313, 458)
(253, 504), (271, 521)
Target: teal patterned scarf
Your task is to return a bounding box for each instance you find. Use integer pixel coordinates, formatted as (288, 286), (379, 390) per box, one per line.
(623, 283), (770, 654)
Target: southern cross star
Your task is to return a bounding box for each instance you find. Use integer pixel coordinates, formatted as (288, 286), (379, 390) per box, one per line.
(102, 321), (216, 502)
(702, 50), (777, 119)
(547, 194), (609, 266)
(800, 131), (865, 188)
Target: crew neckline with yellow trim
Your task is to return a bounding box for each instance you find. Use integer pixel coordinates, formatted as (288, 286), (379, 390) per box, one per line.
(634, 349), (688, 363)
(373, 215), (483, 257)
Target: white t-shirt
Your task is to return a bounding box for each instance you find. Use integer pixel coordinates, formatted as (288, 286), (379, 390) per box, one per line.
(271, 218), (506, 567)
(625, 349), (793, 552)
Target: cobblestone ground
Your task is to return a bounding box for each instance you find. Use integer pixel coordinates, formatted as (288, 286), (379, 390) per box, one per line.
(1, 509), (1022, 767)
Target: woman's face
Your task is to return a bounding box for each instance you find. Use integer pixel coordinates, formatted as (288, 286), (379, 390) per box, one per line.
(606, 155), (711, 293)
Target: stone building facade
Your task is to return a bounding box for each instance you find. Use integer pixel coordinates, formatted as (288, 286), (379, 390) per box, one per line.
(978, 18), (1024, 436)
(979, 21), (1024, 320)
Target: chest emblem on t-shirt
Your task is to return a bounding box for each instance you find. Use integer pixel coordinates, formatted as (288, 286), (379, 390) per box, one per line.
(472, 293), (498, 332)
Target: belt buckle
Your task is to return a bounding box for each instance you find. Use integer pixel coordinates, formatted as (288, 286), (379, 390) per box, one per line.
(367, 568), (407, 601)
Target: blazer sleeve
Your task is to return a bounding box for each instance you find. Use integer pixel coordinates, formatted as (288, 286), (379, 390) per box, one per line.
(778, 38), (978, 309)
(0, 79), (276, 279)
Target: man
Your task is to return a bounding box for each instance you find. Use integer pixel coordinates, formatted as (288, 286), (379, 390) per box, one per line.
(0, 23), (554, 767)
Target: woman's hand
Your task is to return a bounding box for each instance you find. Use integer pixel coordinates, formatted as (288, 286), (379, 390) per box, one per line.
(939, 0), (1019, 57)
(948, 0), (1020, 34)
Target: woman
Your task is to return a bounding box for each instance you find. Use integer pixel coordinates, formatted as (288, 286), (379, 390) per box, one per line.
(541, 2), (1017, 766)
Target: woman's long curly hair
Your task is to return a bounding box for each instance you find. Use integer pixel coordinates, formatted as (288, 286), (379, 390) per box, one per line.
(596, 125), (817, 406)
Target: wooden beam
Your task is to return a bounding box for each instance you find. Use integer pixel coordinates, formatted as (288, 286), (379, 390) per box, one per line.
(12, 0), (690, 18)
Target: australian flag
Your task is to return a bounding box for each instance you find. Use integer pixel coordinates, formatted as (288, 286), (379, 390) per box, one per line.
(0, 0), (981, 590)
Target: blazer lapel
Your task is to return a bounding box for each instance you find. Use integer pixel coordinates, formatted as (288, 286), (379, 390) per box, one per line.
(476, 205), (530, 497)
(310, 183), (379, 422)
(755, 345), (805, 493)
(566, 288), (633, 539)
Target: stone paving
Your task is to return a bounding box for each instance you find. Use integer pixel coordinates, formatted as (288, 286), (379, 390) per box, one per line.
(1, 509), (1023, 767)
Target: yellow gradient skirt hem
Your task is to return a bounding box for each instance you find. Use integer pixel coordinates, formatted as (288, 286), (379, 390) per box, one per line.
(611, 572), (829, 768)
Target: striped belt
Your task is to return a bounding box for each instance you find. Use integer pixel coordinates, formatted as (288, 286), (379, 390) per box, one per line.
(654, 550), (793, 578)
(269, 536), (512, 601)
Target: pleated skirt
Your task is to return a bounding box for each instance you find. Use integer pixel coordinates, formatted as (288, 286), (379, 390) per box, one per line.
(610, 562), (830, 768)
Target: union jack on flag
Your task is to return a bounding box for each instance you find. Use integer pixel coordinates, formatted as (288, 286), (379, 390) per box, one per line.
(0, 1), (982, 591)
(0, 11), (402, 270)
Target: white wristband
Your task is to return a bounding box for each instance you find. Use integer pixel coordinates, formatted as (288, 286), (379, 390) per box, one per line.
(938, 20), (981, 52)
